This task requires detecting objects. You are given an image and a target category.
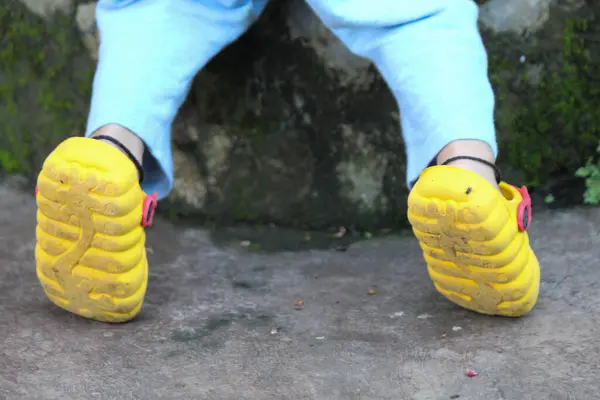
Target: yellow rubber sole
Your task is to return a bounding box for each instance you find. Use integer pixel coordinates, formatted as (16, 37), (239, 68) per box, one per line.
(35, 137), (149, 323)
(408, 166), (540, 317)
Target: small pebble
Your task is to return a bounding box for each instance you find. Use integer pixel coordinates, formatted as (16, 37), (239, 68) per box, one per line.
(240, 240), (251, 247)
(367, 289), (376, 295)
(452, 326), (462, 332)
(466, 369), (478, 378)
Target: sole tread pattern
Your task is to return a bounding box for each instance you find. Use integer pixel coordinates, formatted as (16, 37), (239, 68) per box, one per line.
(35, 138), (148, 323)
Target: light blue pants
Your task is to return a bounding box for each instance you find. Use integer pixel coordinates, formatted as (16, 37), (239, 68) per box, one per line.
(86, 0), (497, 200)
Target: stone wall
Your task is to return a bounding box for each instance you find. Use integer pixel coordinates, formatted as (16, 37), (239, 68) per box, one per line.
(2, 0), (598, 229)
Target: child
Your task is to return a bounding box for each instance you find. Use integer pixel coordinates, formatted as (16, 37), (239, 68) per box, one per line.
(34, 0), (540, 322)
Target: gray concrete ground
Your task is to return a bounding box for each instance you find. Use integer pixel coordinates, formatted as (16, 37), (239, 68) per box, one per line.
(1, 182), (599, 400)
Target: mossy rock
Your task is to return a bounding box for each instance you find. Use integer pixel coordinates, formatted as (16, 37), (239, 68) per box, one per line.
(485, 5), (600, 188)
(1, 0), (598, 230)
(0, 0), (94, 177)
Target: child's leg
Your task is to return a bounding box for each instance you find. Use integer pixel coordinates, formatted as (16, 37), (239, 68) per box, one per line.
(306, 0), (539, 316)
(35, 0), (267, 322)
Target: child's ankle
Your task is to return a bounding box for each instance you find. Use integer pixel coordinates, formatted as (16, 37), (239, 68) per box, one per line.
(436, 140), (500, 190)
(91, 124), (145, 181)
(91, 124), (144, 165)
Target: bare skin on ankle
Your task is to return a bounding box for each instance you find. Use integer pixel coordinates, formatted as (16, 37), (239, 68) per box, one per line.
(91, 124), (145, 165)
(436, 139), (500, 191)
(89, 131), (498, 191)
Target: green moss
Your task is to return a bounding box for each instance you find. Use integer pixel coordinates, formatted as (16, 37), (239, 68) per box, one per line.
(0, 150), (19, 173)
(0, 1), (94, 176)
(576, 141), (600, 205)
(491, 16), (600, 188)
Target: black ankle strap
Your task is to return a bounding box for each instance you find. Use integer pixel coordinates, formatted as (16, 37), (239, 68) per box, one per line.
(93, 135), (144, 183)
(441, 156), (502, 183)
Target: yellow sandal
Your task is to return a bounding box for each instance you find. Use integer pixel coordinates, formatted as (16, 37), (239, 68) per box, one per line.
(35, 137), (157, 322)
(407, 164), (540, 317)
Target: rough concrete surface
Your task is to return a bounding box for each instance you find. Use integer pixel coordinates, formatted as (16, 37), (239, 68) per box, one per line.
(1, 183), (599, 400)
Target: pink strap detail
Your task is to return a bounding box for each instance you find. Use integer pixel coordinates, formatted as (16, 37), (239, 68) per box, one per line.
(514, 186), (532, 232)
(142, 192), (158, 228)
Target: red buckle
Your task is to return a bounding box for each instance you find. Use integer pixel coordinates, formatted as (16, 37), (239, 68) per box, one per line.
(514, 185), (532, 232)
(142, 192), (158, 228)
(35, 185), (39, 196)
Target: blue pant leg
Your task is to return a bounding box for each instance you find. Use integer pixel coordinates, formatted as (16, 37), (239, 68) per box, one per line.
(86, 0), (268, 199)
(304, 0), (497, 187)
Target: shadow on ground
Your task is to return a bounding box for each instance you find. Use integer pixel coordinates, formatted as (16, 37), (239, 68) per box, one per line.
(207, 224), (400, 254)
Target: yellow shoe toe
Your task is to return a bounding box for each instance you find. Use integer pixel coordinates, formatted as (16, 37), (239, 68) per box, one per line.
(407, 166), (540, 317)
